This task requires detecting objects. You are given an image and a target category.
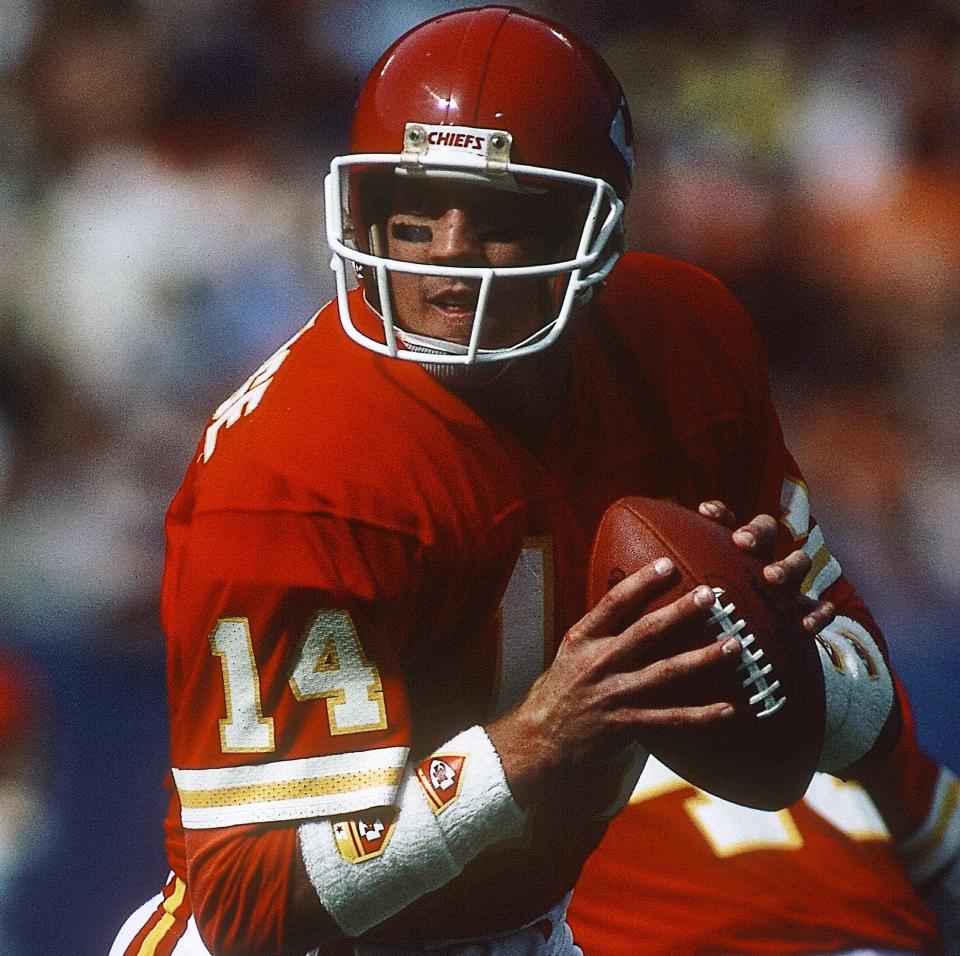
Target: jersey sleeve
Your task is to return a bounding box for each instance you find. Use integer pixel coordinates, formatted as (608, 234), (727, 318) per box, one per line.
(898, 759), (960, 954)
(163, 460), (528, 953)
(736, 367), (904, 776)
(163, 499), (422, 829)
(858, 678), (960, 952)
(601, 254), (900, 773)
(674, 268), (902, 775)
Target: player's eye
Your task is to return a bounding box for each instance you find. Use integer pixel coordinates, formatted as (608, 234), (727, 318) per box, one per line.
(391, 223), (433, 243)
(481, 224), (525, 243)
(477, 208), (534, 244)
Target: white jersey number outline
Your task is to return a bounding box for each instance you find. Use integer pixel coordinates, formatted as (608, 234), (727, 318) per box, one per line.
(209, 609), (387, 753)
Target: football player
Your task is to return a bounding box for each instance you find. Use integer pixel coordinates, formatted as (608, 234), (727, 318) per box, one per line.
(112, 7), (912, 955)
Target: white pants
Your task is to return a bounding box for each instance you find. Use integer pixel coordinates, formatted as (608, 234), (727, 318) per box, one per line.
(109, 889), (580, 956)
(108, 891), (207, 956)
(348, 896), (580, 956)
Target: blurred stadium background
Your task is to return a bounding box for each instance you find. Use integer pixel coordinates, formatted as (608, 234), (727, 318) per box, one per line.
(0, 1), (957, 953)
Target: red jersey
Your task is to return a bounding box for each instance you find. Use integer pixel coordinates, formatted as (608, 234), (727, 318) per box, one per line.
(164, 308), (533, 830)
(567, 760), (939, 954)
(151, 252), (933, 949)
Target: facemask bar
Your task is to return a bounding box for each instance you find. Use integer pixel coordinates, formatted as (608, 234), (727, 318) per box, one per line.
(324, 153), (624, 364)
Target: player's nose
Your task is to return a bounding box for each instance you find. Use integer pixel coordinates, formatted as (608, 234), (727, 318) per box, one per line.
(429, 208), (484, 265)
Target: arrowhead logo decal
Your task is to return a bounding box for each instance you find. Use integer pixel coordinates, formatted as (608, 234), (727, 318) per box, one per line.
(332, 808), (397, 863)
(417, 753), (467, 814)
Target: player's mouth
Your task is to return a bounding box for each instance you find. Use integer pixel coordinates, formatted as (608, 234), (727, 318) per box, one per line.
(425, 285), (481, 340)
(427, 285), (478, 314)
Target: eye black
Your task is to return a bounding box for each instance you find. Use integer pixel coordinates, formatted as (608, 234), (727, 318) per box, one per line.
(391, 223), (433, 243)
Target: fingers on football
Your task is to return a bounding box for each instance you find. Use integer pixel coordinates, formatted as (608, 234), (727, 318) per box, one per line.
(577, 558), (677, 636)
(623, 700), (735, 728)
(604, 585), (742, 676)
(611, 639), (739, 725)
(762, 546), (812, 587)
(802, 599), (836, 633)
(732, 513), (778, 554)
(616, 582), (715, 647)
(698, 500), (738, 528)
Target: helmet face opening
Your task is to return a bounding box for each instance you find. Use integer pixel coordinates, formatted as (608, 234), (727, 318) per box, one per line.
(325, 135), (625, 365)
(325, 6), (634, 366)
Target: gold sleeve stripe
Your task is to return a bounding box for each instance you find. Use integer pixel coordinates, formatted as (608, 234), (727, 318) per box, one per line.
(178, 765), (403, 810)
(175, 751), (409, 828)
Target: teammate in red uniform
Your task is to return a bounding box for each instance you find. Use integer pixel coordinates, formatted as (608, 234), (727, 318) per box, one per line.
(111, 8), (921, 955)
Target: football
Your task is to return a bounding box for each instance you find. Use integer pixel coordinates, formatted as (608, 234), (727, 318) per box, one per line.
(587, 496), (825, 810)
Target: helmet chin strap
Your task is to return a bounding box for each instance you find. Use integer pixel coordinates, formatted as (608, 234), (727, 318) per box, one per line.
(386, 277), (561, 368)
(398, 334), (519, 386)
(394, 329), (473, 356)
(359, 289), (517, 382)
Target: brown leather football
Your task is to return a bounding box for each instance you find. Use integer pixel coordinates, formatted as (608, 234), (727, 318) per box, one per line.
(587, 496), (825, 810)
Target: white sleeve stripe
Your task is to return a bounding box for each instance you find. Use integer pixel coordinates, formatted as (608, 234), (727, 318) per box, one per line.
(173, 746), (408, 790)
(802, 525), (842, 599)
(780, 477), (810, 540)
(174, 746), (409, 829)
(900, 768), (960, 884)
(180, 783), (403, 829)
(805, 553), (842, 600)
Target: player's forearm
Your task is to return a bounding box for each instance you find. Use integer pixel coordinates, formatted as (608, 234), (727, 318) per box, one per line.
(185, 726), (526, 952)
(832, 671), (960, 952)
(856, 710), (960, 956)
(855, 674), (947, 839)
(298, 725), (526, 938)
(185, 823), (342, 956)
(485, 692), (566, 810)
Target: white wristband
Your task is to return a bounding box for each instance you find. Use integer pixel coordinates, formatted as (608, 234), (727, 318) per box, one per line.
(815, 616), (894, 772)
(299, 725), (526, 937)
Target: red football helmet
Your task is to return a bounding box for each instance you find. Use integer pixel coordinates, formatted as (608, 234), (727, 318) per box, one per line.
(324, 6), (634, 365)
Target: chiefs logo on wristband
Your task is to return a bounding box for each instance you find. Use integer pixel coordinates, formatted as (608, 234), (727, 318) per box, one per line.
(332, 808), (398, 863)
(417, 753), (467, 814)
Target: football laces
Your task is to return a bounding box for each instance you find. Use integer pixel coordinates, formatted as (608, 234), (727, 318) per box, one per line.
(708, 587), (786, 718)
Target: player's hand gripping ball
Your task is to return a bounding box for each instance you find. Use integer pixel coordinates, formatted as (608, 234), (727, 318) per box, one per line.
(587, 496), (826, 810)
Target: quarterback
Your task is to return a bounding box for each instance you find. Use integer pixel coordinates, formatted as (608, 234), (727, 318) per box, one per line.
(111, 7), (917, 956)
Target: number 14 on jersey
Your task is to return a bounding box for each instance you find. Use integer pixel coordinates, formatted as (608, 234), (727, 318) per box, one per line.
(209, 610), (388, 753)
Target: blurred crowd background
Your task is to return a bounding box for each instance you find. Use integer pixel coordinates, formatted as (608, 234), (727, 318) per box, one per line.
(0, 1), (957, 953)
